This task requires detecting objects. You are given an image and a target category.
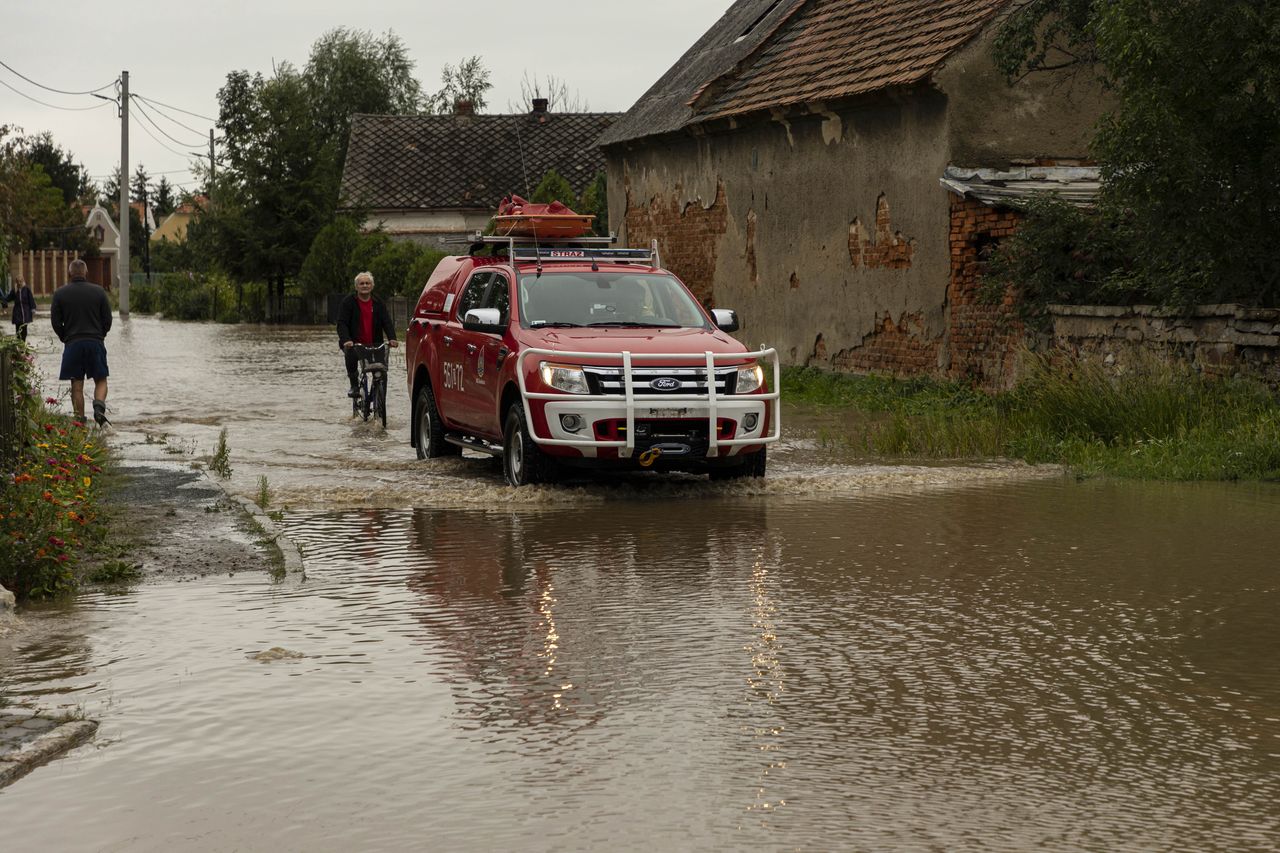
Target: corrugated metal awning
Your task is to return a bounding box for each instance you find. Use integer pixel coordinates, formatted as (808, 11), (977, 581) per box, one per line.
(940, 165), (1101, 209)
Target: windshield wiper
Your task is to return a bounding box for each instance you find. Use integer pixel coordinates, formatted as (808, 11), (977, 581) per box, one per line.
(586, 321), (676, 328)
(529, 321), (583, 328)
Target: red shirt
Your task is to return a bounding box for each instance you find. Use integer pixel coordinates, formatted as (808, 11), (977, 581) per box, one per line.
(356, 297), (374, 344)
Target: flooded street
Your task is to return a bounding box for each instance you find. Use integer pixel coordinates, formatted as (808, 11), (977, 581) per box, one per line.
(2, 317), (1279, 850)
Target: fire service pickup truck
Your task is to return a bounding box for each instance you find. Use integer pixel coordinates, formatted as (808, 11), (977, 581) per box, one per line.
(404, 234), (779, 486)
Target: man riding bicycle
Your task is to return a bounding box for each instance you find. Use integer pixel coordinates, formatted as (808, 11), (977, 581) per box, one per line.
(336, 271), (398, 398)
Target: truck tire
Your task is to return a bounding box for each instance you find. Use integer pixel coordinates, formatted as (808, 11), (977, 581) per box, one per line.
(503, 406), (554, 486)
(414, 384), (459, 459)
(708, 447), (767, 481)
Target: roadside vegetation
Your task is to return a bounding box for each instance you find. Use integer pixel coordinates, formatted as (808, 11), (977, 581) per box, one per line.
(988, 1), (1280, 317)
(0, 338), (111, 600)
(785, 360), (1280, 481)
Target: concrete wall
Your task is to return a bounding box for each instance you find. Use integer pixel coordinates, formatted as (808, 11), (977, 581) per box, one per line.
(609, 90), (955, 371)
(363, 209), (492, 249)
(935, 23), (1113, 168)
(1050, 305), (1280, 387)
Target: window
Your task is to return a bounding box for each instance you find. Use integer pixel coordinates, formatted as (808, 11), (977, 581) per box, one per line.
(487, 273), (511, 323)
(456, 272), (491, 319)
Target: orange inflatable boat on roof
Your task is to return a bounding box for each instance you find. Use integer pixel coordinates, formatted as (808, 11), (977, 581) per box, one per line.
(493, 195), (594, 238)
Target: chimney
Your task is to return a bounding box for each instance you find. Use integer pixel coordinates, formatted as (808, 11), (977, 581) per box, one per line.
(454, 98), (474, 116)
(531, 97), (549, 114)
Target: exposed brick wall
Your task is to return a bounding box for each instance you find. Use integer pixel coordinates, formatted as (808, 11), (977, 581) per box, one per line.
(848, 194), (914, 270)
(947, 196), (1024, 388)
(827, 311), (941, 375)
(624, 178), (729, 305)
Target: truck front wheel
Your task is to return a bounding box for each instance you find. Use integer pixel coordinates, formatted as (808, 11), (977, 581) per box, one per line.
(414, 384), (459, 459)
(503, 406), (554, 486)
(708, 447), (768, 481)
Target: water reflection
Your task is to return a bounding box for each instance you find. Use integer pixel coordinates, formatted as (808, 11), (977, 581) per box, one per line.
(1, 315), (1276, 850)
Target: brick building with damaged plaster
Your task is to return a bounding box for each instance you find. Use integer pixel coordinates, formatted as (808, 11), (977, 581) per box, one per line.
(599, 0), (1110, 386)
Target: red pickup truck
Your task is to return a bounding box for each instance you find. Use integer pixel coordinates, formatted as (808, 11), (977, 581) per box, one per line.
(404, 236), (779, 486)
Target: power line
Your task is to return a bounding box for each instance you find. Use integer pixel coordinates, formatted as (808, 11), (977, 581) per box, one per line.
(131, 96), (206, 150)
(132, 96), (206, 136)
(0, 77), (114, 111)
(0, 59), (117, 96)
(132, 92), (215, 123)
(131, 107), (197, 160)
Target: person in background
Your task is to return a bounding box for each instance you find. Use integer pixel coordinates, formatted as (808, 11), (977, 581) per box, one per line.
(336, 271), (398, 398)
(49, 259), (113, 426)
(4, 274), (36, 341)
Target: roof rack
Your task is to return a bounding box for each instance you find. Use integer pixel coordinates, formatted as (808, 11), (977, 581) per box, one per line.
(445, 232), (662, 268)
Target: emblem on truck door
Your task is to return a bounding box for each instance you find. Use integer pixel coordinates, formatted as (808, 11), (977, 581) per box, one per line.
(650, 377), (680, 391)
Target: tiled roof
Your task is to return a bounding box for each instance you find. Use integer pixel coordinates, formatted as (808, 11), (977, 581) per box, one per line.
(339, 112), (620, 211)
(601, 0), (1010, 147)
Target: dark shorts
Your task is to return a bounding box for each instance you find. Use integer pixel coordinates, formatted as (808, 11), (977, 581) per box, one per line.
(60, 339), (110, 381)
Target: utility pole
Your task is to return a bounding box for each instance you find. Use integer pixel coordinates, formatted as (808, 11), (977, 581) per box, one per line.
(117, 70), (130, 317)
(208, 128), (216, 207)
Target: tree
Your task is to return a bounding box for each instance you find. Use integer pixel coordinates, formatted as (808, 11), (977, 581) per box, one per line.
(530, 169), (575, 206)
(198, 64), (332, 315)
(0, 126), (88, 253)
(428, 56), (492, 114)
(993, 0), (1280, 307)
(509, 72), (589, 112)
(299, 218), (362, 297)
(153, 177), (176, 219)
(21, 131), (85, 206)
(578, 171), (608, 236)
(306, 28), (422, 142)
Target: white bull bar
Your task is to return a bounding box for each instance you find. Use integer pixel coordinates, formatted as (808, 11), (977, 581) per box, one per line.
(516, 347), (781, 458)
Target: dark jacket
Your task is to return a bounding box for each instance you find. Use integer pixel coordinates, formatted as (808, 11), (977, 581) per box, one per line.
(336, 293), (396, 348)
(5, 284), (35, 327)
(50, 277), (113, 343)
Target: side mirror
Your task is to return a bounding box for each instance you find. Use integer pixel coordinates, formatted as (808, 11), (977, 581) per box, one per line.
(463, 307), (504, 334)
(712, 308), (739, 333)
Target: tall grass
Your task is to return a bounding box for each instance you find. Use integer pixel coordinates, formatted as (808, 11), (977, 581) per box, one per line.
(784, 358), (1280, 480)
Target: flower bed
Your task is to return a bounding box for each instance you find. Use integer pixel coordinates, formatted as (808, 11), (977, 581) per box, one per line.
(0, 337), (107, 600)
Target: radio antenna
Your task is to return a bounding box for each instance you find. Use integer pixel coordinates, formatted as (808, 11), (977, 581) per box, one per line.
(513, 122), (542, 276)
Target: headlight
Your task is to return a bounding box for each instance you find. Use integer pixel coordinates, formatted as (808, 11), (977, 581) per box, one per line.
(735, 363), (764, 394)
(539, 362), (589, 394)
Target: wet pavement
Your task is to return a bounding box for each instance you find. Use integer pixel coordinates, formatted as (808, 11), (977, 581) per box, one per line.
(0, 316), (1277, 851)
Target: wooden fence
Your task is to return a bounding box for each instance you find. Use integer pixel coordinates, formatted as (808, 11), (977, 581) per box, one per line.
(7, 251), (113, 295)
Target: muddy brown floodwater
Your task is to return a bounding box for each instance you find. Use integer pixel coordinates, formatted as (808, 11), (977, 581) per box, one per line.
(1, 316), (1278, 851)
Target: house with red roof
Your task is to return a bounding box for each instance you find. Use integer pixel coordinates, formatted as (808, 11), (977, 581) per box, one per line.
(599, 0), (1109, 386)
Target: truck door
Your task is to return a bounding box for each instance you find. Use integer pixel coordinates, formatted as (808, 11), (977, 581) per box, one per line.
(440, 271), (490, 431)
(452, 272), (510, 435)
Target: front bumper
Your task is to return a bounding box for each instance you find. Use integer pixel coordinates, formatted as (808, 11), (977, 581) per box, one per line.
(516, 347), (780, 460)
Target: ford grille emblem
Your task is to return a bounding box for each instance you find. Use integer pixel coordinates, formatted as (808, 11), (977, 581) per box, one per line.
(650, 377), (681, 391)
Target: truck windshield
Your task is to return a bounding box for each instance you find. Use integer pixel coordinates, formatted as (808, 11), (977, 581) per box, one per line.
(518, 272), (709, 329)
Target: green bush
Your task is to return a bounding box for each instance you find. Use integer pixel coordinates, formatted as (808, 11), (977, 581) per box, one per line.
(0, 337), (109, 600)
(531, 168), (575, 206)
(369, 239), (423, 298)
(300, 218), (362, 298)
(578, 171), (608, 236)
(406, 248), (448, 298)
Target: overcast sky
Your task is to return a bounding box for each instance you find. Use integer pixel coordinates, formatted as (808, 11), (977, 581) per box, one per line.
(3, 0), (726, 196)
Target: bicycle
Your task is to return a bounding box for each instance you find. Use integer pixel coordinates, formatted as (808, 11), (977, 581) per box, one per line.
(350, 342), (389, 428)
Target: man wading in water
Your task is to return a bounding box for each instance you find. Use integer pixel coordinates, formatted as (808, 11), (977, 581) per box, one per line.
(336, 271), (397, 399)
(50, 259), (113, 426)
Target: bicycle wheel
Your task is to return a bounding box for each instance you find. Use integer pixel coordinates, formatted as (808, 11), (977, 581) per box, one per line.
(375, 375), (388, 429)
(360, 375), (373, 422)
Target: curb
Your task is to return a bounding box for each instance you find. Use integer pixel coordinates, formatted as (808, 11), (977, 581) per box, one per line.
(229, 494), (306, 575)
(0, 719), (99, 789)
(196, 469), (305, 575)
